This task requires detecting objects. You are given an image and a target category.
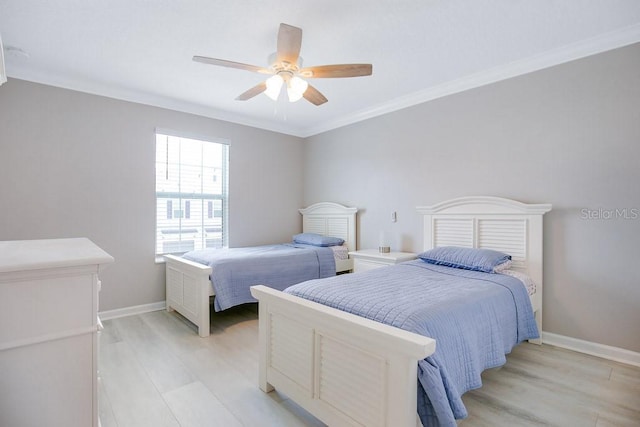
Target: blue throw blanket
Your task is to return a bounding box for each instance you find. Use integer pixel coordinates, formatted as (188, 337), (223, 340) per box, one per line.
(285, 260), (538, 427)
(183, 243), (336, 311)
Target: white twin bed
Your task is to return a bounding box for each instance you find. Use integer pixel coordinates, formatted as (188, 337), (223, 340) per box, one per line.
(164, 202), (357, 337)
(163, 196), (552, 425)
(250, 196), (552, 426)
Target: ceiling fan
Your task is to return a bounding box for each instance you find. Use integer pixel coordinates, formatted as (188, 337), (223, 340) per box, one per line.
(193, 23), (372, 106)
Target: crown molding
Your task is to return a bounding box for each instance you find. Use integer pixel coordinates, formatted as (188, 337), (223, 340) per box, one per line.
(7, 23), (640, 138)
(300, 23), (640, 137)
(6, 67), (308, 137)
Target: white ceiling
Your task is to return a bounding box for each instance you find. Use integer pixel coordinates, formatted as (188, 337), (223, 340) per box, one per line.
(2, 1), (640, 137)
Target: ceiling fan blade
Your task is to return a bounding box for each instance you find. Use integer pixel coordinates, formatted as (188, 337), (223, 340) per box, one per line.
(193, 56), (271, 74)
(303, 84), (328, 106)
(277, 23), (302, 65)
(235, 81), (268, 101)
(299, 64), (373, 78)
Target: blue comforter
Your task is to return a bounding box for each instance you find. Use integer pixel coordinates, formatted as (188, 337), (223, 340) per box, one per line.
(183, 243), (336, 311)
(285, 260), (538, 427)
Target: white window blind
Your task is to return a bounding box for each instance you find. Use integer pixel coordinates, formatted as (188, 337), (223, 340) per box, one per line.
(155, 132), (229, 255)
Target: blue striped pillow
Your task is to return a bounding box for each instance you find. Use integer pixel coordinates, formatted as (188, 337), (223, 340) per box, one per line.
(417, 246), (511, 273)
(293, 233), (344, 247)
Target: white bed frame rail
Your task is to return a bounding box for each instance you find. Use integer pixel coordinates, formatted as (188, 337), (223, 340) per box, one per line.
(165, 255), (212, 337)
(251, 196), (551, 426)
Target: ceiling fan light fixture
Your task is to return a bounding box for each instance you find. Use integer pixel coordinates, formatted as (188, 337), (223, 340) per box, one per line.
(194, 23), (372, 106)
(264, 74), (283, 100)
(287, 76), (308, 102)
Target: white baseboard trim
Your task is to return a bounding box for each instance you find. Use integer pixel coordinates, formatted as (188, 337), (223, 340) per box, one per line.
(542, 331), (640, 368)
(99, 301), (166, 321)
(97, 303), (640, 368)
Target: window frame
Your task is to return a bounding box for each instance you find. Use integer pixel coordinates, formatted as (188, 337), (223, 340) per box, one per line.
(154, 129), (229, 257)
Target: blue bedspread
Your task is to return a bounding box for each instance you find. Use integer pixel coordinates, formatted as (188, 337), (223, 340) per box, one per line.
(285, 260), (538, 427)
(183, 243), (336, 311)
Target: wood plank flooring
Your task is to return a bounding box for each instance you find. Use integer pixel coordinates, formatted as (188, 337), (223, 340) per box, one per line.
(99, 305), (640, 426)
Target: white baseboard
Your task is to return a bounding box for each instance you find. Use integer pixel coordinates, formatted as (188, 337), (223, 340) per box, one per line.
(97, 302), (640, 368)
(99, 301), (166, 321)
(542, 331), (640, 368)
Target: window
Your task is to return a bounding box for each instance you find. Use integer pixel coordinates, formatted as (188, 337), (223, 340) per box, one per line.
(155, 132), (229, 255)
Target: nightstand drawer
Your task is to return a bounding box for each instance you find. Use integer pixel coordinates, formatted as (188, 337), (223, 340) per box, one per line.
(353, 258), (390, 272)
(349, 249), (416, 273)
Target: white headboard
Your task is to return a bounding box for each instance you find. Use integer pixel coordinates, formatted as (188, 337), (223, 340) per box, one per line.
(299, 202), (358, 253)
(416, 196), (551, 338)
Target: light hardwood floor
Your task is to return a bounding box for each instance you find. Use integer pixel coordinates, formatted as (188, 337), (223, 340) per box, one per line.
(99, 304), (640, 426)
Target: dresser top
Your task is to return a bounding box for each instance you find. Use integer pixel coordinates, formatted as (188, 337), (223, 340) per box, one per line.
(0, 238), (114, 273)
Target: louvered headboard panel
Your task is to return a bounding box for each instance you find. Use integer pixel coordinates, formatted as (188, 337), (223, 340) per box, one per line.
(304, 217), (351, 246)
(432, 217), (527, 269)
(478, 218), (527, 269)
(433, 218), (474, 248)
(299, 202), (358, 252)
(326, 217), (351, 242)
(304, 217), (328, 235)
(417, 197), (551, 336)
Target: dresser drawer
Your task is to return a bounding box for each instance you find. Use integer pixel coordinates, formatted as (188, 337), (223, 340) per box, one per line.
(0, 272), (97, 346)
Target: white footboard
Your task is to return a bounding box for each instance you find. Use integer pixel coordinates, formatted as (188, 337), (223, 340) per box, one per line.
(165, 255), (213, 337)
(250, 285), (436, 427)
(164, 254), (352, 338)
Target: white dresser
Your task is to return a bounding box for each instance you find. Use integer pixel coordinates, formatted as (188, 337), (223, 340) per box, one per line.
(0, 238), (113, 427)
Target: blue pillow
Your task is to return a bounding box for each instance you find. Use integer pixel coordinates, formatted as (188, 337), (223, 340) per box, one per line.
(417, 246), (511, 273)
(293, 233), (345, 247)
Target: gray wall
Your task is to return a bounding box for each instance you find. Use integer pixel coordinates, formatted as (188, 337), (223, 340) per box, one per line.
(304, 43), (640, 353)
(1, 43), (638, 353)
(0, 80), (305, 311)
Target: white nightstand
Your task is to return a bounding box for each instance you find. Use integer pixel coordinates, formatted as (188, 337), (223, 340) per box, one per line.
(348, 249), (417, 273)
